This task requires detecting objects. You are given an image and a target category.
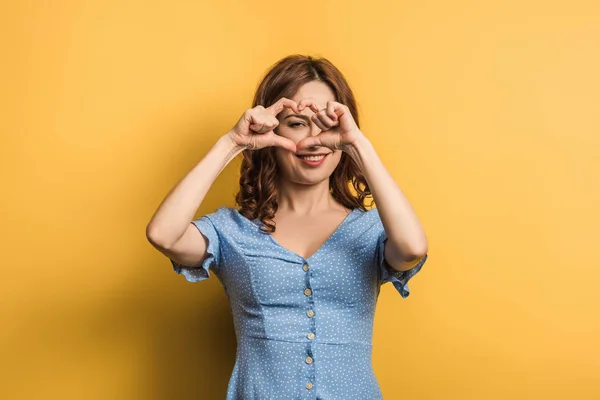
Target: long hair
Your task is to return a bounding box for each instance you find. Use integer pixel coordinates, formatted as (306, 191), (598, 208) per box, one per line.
(235, 54), (373, 233)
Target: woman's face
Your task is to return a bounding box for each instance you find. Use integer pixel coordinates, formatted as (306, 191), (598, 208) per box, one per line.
(274, 81), (342, 186)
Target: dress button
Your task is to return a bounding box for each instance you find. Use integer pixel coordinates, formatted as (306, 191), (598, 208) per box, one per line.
(306, 309), (314, 318)
(303, 263), (309, 271)
(304, 288), (312, 296)
(307, 332), (315, 340)
(306, 382), (313, 390)
(305, 356), (313, 364)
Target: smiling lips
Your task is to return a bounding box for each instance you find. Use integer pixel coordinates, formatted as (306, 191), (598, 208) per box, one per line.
(295, 152), (330, 166)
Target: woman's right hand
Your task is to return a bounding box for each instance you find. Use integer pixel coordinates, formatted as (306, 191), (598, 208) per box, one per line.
(227, 97), (299, 152)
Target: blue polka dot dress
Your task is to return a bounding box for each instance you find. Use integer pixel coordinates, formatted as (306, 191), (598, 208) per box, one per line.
(170, 206), (428, 399)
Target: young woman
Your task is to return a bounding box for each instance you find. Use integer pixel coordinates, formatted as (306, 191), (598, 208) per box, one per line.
(146, 54), (429, 399)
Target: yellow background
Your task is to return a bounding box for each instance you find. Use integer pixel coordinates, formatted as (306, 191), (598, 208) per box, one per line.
(2, 1), (599, 399)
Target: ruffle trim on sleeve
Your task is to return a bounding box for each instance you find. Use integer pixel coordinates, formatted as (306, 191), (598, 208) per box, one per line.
(380, 253), (428, 298)
(170, 218), (219, 283)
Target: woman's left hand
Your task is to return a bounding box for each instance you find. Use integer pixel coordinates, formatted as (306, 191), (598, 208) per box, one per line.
(295, 99), (366, 152)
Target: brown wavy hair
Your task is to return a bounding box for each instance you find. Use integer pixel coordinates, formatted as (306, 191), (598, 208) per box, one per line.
(235, 54), (373, 233)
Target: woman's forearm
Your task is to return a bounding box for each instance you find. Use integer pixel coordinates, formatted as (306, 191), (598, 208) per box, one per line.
(146, 133), (245, 248)
(346, 134), (428, 270)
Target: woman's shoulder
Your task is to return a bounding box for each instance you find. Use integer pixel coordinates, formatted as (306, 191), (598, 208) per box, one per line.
(200, 206), (258, 230)
(353, 206), (382, 220)
(205, 205), (238, 218)
(347, 206), (384, 232)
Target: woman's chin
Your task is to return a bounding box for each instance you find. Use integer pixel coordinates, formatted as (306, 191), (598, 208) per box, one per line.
(290, 172), (332, 186)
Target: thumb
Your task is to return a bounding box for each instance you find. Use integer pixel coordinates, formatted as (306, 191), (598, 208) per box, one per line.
(297, 132), (340, 151)
(265, 132), (297, 153)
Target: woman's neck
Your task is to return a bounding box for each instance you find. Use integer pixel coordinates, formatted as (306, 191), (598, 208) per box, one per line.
(276, 178), (338, 215)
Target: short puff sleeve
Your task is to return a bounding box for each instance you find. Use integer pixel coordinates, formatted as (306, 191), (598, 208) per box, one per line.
(376, 229), (428, 298)
(170, 214), (220, 283)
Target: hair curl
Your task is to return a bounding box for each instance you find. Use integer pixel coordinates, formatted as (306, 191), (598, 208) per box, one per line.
(235, 54), (373, 233)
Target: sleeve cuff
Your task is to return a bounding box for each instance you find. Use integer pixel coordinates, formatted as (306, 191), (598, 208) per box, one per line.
(170, 217), (219, 283)
(377, 229), (428, 298)
(380, 253), (428, 298)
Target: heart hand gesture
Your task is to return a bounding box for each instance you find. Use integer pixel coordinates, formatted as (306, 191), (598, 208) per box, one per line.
(295, 99), (365, 152)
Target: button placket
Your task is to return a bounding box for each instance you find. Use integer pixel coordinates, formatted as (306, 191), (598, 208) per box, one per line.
(302, 261), (316, 394)
(304, 342), (315, 393)
(302, 263), (316, 344)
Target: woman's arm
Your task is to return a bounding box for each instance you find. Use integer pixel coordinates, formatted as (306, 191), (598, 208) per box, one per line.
(293, 98), (428, 272)
(346, 136), (429, 272)
(146, 134), (244, 249)
(146, 97), (299, 250)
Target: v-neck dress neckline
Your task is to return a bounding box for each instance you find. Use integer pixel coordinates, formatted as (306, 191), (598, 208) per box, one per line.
(263, 208), (358, 262)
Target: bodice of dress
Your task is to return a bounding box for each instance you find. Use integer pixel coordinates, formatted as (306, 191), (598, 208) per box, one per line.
(170, 206), (427, 400)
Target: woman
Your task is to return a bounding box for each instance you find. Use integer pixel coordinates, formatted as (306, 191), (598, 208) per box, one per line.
(146, 54), (429, 399)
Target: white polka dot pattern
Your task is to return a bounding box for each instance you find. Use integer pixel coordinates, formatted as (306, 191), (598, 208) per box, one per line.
(169, 206), (427, 399)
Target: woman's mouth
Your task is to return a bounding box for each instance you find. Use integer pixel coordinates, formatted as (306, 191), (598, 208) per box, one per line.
(295, 153), (329, 167)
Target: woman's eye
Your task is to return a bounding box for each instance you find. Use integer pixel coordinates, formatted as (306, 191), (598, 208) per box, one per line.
(289, 122), (305, 128)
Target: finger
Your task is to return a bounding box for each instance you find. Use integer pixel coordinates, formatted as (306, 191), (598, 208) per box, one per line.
(316, 111), (338, 128)
(249, 121), (265, 132)
(247, 109), (263, 131)
(265, 132), (297, 152)
(250, 115), (278, 133)
(326, 100), (339, 121)
(298, 98), (321, 114)
(267, 97), (299, 115)
(250, 121), (271, 133)
(296, 136), (321, 150)
(250, 122), (273, 133)
(296, 132), (341, 150)
(311, 114), (330, 131)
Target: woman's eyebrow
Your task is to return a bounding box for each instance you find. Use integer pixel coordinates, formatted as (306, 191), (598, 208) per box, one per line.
(284, 114), (310, 121)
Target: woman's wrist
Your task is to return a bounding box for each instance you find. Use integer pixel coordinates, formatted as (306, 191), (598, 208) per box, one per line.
(215, 132), (247, 163)
(220, 131), (248, 153)
(343, 132), (373, 166)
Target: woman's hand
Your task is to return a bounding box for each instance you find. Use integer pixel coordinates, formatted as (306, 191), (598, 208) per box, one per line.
(295, 99), (366, 152)
(228, 97), (299, 152)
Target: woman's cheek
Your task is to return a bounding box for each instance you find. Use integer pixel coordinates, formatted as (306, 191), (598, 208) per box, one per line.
(283, 130), (302, 143)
